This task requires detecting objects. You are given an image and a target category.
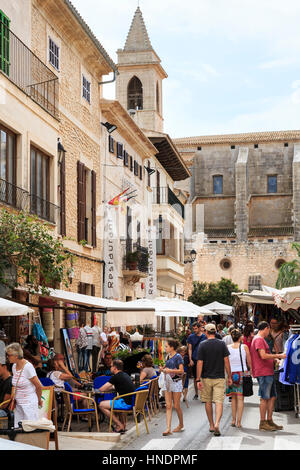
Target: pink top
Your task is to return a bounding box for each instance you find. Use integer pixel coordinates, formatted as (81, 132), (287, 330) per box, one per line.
(250, 335), (274, 378)
(243, 335), (253, 350)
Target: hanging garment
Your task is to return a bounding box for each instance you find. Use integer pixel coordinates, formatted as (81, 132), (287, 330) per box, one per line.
(280, 333), (300, 385)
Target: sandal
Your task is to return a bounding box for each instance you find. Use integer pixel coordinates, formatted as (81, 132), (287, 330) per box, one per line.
(162, 430), (173, 436)
(173, 426), (185, 433)
(214, 428), (221, 437)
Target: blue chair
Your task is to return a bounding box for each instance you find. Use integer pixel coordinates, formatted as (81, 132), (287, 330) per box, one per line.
(39, 377), (55, 386)
(108, 389), (150, 437)
(61, 382), (99, 432)
(93, 376), (116, 404)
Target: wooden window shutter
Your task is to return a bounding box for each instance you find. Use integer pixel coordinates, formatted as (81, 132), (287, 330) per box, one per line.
(60, 154), (66, 237)
(91, 284), (95, 297)
(139, 164), (143, 180)
(91, 170), (97, 248)
(77, 161), (86, 242)
(78, 282), (85, 294)
(130, 156), (133, 172)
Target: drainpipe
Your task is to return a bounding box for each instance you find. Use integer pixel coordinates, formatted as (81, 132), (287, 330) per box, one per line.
(98, 70), (118, 86)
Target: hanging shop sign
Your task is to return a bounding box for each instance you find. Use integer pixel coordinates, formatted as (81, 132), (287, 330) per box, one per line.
(103, 204), (119, 299)
(145, 226), (157, 299)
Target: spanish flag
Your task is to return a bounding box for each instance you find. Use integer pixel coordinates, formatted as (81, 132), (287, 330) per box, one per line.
(108, 188), (130, 206)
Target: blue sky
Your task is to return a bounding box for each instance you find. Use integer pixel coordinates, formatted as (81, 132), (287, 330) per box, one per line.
(72, 0), (300, 138)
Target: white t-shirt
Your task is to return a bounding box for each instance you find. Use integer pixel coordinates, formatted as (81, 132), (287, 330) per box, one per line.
(84, 325), (93, 350)
(91, 326), (102, 347)
(100, 332), (108, 344)
(228, 344), (247, 372)
(47, 371), (65, 391)
(12, 362), (37, 405)
(223, 335), (234, 346)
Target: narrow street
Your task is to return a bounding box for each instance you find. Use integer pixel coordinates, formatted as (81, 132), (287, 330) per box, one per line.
(114, 382), (300, 451)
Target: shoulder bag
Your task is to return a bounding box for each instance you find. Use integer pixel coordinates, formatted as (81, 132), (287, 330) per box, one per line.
(9, 361), (26, 411)
(239, 344), (253, 397)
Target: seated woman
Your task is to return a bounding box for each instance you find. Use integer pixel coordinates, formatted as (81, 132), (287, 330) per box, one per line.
(46, 359), (88, 409)
(139, 354), (156, 382)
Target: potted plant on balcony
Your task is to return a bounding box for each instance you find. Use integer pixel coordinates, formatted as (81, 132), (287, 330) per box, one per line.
(126, 251), (140, 270)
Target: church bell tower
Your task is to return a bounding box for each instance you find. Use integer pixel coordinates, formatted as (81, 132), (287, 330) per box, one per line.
(116, 7), (167, 133)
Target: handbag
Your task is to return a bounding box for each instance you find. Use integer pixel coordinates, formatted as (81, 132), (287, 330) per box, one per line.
(9, 362), (26, 411)
(239, 344), (253, 397)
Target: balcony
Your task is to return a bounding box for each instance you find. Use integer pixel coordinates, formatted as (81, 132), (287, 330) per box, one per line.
(0, 20), (59, 118)
(122, 242), (149, 284)
(29, 194), (59, 224)
(152, 187), (185, 219)
(0, 178), (29, 211)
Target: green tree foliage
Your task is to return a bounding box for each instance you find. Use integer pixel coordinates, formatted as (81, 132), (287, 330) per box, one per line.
(188, 277), (239, 306)
(0, 209), (73, 295)
(276, 242), (300, 289)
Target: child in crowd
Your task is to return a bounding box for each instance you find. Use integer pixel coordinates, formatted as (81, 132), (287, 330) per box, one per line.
(178, 345), (189, 407)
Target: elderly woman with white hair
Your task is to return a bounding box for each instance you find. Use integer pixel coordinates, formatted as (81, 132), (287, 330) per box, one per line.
(6, 342), (43, 427)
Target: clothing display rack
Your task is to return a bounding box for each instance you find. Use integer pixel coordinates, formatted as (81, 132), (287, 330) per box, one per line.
(290, 325), (300, 418)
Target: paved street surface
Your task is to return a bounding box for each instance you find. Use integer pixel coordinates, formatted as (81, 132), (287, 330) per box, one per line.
(114, 382), (300, 451)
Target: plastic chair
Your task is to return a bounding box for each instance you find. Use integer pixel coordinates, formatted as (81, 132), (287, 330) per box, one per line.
(108, 389), (150, 437)
(39, 377), (55, 386)
(93, 376), (116, 404)
(0, 400), (10, 429)
(61, 382), (99, 432)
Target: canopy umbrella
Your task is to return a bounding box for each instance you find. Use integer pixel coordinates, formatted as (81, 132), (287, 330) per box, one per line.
(232, 291), (275, 305)
(273, 286), (300, 311)
(125, 297), (216, 317)
(200, 301), (233, 316)
(0, 297), (34, 316)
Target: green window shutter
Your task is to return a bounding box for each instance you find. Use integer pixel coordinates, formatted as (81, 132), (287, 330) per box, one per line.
(0, 11), (10, 76)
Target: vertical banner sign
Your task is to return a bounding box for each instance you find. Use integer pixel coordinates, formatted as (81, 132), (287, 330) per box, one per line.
(145, 226), (157, 299)
(103, 204), (119, 299)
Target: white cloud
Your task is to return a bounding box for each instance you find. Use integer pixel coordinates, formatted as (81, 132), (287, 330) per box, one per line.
(258, 58), (300, 70)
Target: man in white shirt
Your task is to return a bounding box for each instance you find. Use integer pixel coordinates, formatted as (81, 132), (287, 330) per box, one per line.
(223, 325), (234, 346)
(84, 324), (93, 372)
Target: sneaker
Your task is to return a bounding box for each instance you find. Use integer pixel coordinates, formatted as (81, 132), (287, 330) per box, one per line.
(193, 394), (198, 400)
(259, 420), (277, 432)
(267, 420), (283, 430)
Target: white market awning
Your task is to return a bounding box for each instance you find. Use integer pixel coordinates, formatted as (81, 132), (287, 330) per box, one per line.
(273, 286), (300, 311)
(105, 308), (155, 327)
(232, 291), (275, 305)
(124, 297), (216, 317)
(200, 301), (233, 316)
(0, 297), (34, 317)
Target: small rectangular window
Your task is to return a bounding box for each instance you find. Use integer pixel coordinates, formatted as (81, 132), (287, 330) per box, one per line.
(231, 145), (235, 149)
(124, 151), (129, 167)
(197, 146), (202, 151)
(130, 156), (133, 172)
(134, 161), (139, 176)
(82, 75), (91, 103)
(254, 144), (259, 149)
(109, 135), (114, 153)
(213, 175), (223, 194)
(284, 143), (289, 148)
(117, 143), (123, 159)
(139, 164), (143, 180)
(268, 175), (277, 193)
(49, 38), (60, 71)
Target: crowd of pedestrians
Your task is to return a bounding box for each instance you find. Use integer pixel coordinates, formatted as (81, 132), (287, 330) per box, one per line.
(158, 316), (288, 437)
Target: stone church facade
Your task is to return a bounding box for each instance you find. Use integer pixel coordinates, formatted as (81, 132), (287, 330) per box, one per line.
(174, 132), (300, 293)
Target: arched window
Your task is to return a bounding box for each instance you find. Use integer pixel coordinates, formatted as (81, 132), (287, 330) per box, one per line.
(127, 76), (143, 110)
(156, 81), (160, 113)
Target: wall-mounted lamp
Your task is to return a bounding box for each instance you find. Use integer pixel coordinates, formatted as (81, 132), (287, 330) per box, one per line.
(101, 121), (117, 134)
(144, 166), (156, 176)
(184, 249), (197, 264)
(57, 138), (66, 165)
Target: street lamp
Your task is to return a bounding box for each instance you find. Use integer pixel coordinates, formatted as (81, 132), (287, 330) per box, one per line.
(101, 121), (117, 134)
(57, 138), (66, 165)
(184, 249), (197, 264)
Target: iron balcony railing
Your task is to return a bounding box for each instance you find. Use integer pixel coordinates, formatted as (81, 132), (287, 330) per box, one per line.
(124, 241), (149, 273)
(0, 20), (59, 118)
(152, 187), (185, 219)
(0, 177), (29, 210)
(29, 194), (59, 224)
